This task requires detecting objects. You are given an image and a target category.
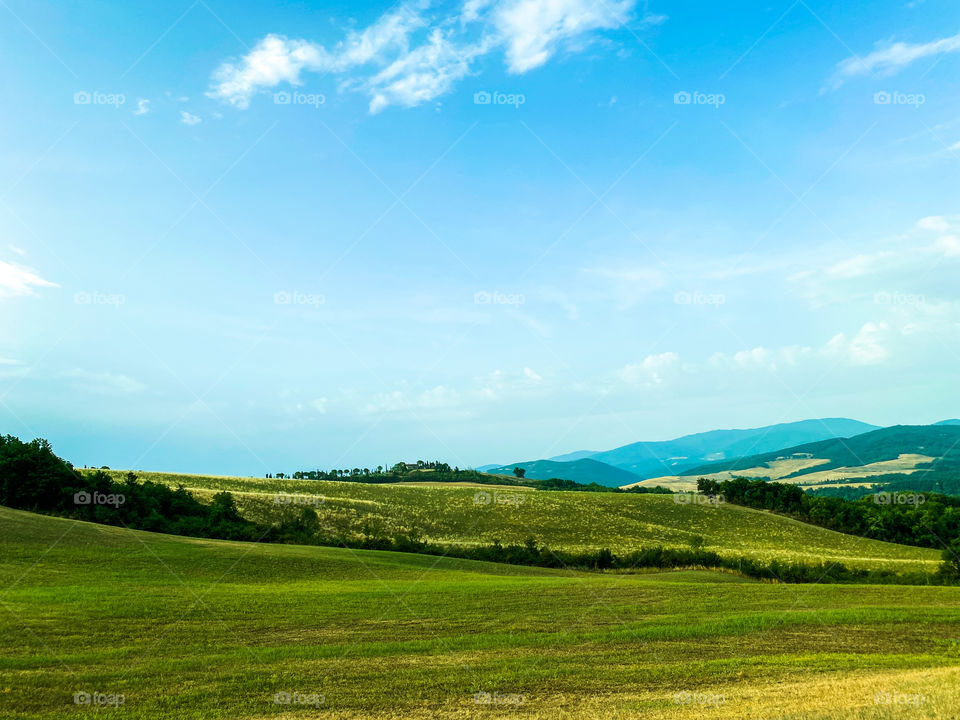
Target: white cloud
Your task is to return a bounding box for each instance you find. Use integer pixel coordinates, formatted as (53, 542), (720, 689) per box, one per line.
(180, 111), (201, 126)
(208, 0), (639, 112)
(0, 260), (57, 299)
(918, 215), (951, 232)
(367, 28), (488, 112)
(523, 367), (542, 382)
(584, 265), (667, 309)
(830, 30), (960, 88)
(134, 98), (150, 116)
(790, 215), (960, 307)
(362, 384), (462, 414)
(935, 235), (960, 257)
(493, 0), (632, 73)
(61, 369), (146, 395)
(709, 345), (814, 372)
(310, 397), (328, 413)
(7, 244), (25, 257)
(822, 322), (890, 365)
(618, 351), (678, 385)
(823, 251), (896, 279)
(208, 6), (424, 109)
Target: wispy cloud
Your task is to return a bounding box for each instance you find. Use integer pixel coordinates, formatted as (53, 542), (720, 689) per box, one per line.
(180, 110), (201, 125)
(208, 0), (638, 112)
(60, 369), (146, 395)
(829, 29), (960, 88)
(0, 260), (57, 299)
(134, 98), (151, 116)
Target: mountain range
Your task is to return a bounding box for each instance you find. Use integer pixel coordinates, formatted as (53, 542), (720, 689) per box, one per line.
(627, 424), (960, 496)
(481, 419), (960, 491)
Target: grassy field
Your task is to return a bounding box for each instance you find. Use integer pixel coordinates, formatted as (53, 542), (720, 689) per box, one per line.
(1, 506), (960, 719)
(92, 470), (940, 571)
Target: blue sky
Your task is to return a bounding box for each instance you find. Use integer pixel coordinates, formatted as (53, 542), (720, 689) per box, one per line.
(2, 0), (960, 474)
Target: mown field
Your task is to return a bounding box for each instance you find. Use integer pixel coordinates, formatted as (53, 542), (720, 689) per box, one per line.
(1, 506), (960, 719)
(92, 470), (940, 571)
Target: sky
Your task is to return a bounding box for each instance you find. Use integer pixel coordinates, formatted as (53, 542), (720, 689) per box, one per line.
(2, 0), (960, 475)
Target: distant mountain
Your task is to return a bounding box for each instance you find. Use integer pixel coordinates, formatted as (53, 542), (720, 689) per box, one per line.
(482, 458), (642, 488)
(546, 450), (598, 462)
(935, 419), (960, 426)
(627, 425), (960, 495)
(588, 418), (880, 478)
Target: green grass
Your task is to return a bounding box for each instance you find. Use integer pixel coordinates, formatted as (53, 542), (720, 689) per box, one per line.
(1, 507), (960, 719)
(95, 470), (940, 571)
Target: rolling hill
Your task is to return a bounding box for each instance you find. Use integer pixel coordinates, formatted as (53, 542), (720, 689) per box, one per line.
(4, 506), (960, 719)
(91, 469), (938, 570)
(481, 418), (880, 481)
(629, 424), (960, 493)
(481, 458), (641, 487)
(588, 418), (880, 477)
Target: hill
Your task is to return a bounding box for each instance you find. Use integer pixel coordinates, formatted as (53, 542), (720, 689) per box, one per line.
(546, 449), (598, 462)
(481, 458), (642, 487)
(3, 506), (960, 719)
(92, 469), (938, 571)
(631, 425), (960, 493)
(589, 418), (880, 477)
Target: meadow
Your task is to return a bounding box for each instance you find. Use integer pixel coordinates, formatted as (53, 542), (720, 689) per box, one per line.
(1, 506), (959, 719)
(93, 470), (941, 572)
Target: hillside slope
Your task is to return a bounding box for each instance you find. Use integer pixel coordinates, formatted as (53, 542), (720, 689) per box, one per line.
(482, 458), (641, 487)
(590, 418), (880, 477)
(632, 425), (960, 493)
(3, 506), (960, 719)
(94, 469), (939, 571)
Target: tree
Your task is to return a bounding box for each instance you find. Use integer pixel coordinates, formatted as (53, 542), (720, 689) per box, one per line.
(940, 539), (960, 579)
(513, 466), (526, 479)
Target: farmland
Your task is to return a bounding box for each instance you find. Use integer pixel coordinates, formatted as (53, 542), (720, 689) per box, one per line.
(2, 506), (960, 719)
(90, 470), (940, 571)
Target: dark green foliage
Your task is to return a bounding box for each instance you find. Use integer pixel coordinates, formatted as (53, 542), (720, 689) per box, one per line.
(0, 435), (259, 541)
(941, 539), (960, 580)
(700, 476), (960, 552)
(2, 435), (953, 585)
(682, 425), (960, 480)
(291, 528), (944, 585)
(292, 462), (669, 494)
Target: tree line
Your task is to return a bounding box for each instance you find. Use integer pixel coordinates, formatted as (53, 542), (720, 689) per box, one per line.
(698, 475), (960, 575)
(272, 462), (672, 495)
(4, 434), (957, 583)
